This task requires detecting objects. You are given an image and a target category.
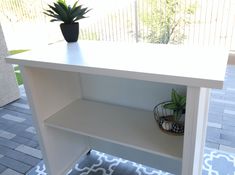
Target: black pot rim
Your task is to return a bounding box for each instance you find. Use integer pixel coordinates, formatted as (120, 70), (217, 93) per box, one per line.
(60, 22), (79, 26)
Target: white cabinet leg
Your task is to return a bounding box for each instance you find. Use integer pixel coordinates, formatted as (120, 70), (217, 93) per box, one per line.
(182, 87), (210, 175)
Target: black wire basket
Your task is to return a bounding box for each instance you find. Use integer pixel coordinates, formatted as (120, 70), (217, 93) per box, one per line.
(153, 101), (184, 135)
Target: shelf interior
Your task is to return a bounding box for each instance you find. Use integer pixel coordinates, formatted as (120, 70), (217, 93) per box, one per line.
(44, 99), (183, 160)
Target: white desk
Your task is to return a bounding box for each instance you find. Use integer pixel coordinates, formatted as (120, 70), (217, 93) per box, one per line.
(6, 41), (228, 175)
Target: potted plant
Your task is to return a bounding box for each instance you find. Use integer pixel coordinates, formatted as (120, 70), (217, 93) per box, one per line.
(154, 89), (186, 135)
(44, 0), (91, 42)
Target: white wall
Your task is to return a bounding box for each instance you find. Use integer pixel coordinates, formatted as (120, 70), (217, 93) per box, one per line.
(81, 73), (186, 111)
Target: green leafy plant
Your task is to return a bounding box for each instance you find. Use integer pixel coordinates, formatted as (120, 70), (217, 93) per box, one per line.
(43, 0), (91, 24)
(139, 0), (197, 44)
(163, 89), (186, 121)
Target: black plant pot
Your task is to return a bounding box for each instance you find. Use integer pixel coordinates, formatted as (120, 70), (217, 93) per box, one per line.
(60, 23), (79, 42)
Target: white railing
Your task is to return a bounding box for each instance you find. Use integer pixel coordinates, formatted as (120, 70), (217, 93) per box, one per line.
(0, 0), (234, 50)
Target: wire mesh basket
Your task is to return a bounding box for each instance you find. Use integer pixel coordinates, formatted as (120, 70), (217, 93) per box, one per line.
(153, 101), (184, 135)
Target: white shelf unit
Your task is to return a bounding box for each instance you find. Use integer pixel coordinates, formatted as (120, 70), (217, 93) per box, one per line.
(44, 99), (183, 171)
(5, 41), (229, 175)
(21, 68), (183, 175)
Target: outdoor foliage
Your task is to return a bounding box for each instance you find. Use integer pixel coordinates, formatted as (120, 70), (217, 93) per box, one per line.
(44, 0), (91, 24)
(0, 0), (42, 22)
(9, 50), (29, 85)
(140, 0), (197, 44)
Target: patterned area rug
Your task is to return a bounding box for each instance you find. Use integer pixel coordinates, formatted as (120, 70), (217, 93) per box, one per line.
(27, 148), (235, 175)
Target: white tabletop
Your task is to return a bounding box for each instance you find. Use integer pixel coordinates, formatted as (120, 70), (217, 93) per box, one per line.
(6, 41), (229, 88)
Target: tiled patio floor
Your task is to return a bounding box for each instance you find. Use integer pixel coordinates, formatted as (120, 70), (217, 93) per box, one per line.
(0, 65), (234, 174)
(206, 65), (235, 152)
(0, 86), (41, 175)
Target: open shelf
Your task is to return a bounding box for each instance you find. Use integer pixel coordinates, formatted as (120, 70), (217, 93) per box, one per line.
(44, 99), (183, 160)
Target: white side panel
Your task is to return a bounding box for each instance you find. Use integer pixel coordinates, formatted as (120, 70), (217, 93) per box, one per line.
(22, 67), (82, 119)
(20, 67), (87, 175)
(182, 87), (210, 175)
(81, 74), (186, 110)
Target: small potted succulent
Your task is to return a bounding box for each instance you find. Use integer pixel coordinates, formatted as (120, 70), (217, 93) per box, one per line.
(44, 0), (91, 42)
(154, 89), (186, 135)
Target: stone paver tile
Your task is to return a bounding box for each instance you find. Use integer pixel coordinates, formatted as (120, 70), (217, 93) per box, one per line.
(220, 137), (235, 148)
(36, 145), (41, 150)
(220, 133), (235, 147)
(5, 124), (29, 135)
(0, 157), (31, 174)
(25, 127), (36, 134)
(211, 89), (225, 94)
(222, 114), (235, 126)
(225, 90), (235, 95)
(221, 129), (235, 137)
(224, 83), (235, 88)
(224, 104), (235, 109)
(220, 140), (235, 148)
(11, 103), (30, 110)
(0, 145), (39, 166)
(24, 140), (38, 149)
(224, 109), (235, 115)
(0, 117), (17, 128)
(208, 118), (223, 125)
(208, 113), (223, 120)
(222, 124), (235, 132)
(207, 122), (222, 129)
(22, 156), (40, 167)
(15, 145), (42, 159)
(31, 135), (39, 142)
(206, 127), (220, 138)
(224, 106), (235, 112)
(21, 119), (33, 126)
(210, 93), (225, 100)
(0, 109), (29, 119)
(0, 146), (11, 156)
(1, 114), (25, 123)
(227, 87), (235, 91)
(0, 138), (19, 149)
(0, 123), (8, 130)
(0, 130), (15, 139)
(2, 147), (40, 166)
(3, 106), (31, 115)
(209, 102), (226, 109)
(205, 141), (219, 149)
(0, 164), (7, 173)
(208, 111), (223, 118)
(211, 99), (235, 105)
(0, 146), (13, 156)
(0, 168), (23, 175)
(11, 136), (30, 145)
(18, 131), (35, 139)
(219, 144), (235, 154)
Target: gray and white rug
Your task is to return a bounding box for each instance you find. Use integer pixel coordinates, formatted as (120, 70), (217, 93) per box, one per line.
(27, 148), (235, 175)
